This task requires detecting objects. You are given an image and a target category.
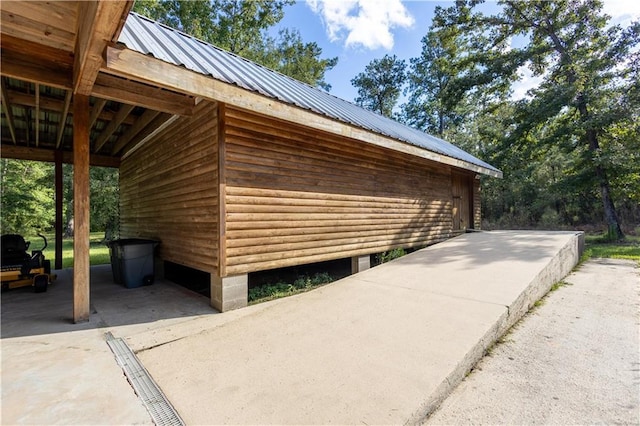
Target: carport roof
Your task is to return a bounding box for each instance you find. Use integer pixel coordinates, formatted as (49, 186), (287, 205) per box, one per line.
(118, 13), (501, 178)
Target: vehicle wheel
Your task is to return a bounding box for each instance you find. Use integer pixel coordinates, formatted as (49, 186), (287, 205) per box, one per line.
(34, 275), (48, 293)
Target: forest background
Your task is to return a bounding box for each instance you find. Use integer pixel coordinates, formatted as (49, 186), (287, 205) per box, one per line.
(1, 0), (638, 241)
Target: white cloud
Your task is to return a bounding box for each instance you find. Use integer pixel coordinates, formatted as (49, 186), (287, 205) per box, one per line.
(601, 0), (640, 26)
(512, 64), (545, 101)
(307, 0), (414, 50)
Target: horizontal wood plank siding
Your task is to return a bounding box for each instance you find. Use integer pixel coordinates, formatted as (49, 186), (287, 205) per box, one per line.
(119, 100), (218, 273)
(223, 106), (455, 275)
(473, 178), (481, 229)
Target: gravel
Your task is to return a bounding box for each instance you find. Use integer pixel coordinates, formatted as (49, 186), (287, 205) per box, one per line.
(426, 258), (640, 425)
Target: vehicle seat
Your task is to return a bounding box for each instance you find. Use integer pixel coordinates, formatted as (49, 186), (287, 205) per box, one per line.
(1, 234), (31, 268)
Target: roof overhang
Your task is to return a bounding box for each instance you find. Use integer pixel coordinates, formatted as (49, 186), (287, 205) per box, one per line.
(0, 2), (198, 162)
(103, 46), (503, 178)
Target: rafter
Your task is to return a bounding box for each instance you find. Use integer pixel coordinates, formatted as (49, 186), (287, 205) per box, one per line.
(5, 90), (136, 125)
(122, 113), (176, 158)
(56, 90), (72, 148)
(92, 73), (195, 116)
(35, 83), (40, 146)
(93, 103), (134, 152)
(111, 108), (161, 155)
(89, 98), (107, 129)
(74, 1), (132, 95)
(0, 77), (17, 144)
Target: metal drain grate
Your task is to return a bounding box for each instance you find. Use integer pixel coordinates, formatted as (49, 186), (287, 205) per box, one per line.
(106, 332), (185, 426)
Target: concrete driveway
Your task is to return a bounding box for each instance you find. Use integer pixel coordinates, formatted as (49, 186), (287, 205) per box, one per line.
(1, 231), (583, 425)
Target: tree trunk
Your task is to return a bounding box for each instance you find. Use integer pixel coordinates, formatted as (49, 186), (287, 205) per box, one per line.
(577, 95), (624, 240)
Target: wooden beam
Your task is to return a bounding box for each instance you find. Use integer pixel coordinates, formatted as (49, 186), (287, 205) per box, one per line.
(54, 150), (64, 270)
(218, 103), (227, 277)
(35, 84), (40, 146)
(0, 77), (17, 144)
(111, 108), (160, 155)
(6, 91), (135, 125)
(56, 91), (72, 148)
(93, 103), (134, 152)
(0, 144), (120, 168)
(74, 1), (132, 95)
(73, 93), (91, 323)
(122, 113), (178, 158)
(92, 73), (195, 116)
(0, 35), (73, 89)
(89, 98), (107, 129)
(104, 46), (502, 178)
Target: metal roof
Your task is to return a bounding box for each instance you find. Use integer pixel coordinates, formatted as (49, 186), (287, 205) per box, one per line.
(119, 12), (501, 176)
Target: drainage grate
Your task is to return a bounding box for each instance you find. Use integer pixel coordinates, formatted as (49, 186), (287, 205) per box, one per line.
(106, 332), (185, 426)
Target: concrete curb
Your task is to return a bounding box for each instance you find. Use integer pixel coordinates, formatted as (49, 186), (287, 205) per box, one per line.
(407, 231), (585, 425)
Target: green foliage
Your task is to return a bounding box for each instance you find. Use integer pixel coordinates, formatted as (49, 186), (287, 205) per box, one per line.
(583, 234), (640, 261)
(403, 25), (491, 135)
(1, 159), (119, 238)
(375, 248), (406, 265)
(24, 232), (112, 269)
(90, 167), (119, 237)
(421, 0), (640, 233)
(132, 0), (337, 89)
(1, 159), (54, 234)
(351, 54), (407, 118)
(256, 28), (338, 91)
(248, 272), (333, 304)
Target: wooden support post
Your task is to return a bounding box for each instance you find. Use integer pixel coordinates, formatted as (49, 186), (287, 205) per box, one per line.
(54, 150), (64, 270)
(73, 94), (90, 323)
(217, 103), (227, 277)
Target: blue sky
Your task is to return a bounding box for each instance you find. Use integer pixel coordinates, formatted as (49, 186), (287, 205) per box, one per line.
(273, 0), (640, 104)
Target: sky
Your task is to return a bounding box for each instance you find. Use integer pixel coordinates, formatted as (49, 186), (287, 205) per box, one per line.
(273, 0), (640, 104)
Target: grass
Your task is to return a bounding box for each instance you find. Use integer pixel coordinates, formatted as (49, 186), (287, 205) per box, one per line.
(582, 234), (640, 263)
(248, 272), (334, 305)
(24, 232), (111, 269)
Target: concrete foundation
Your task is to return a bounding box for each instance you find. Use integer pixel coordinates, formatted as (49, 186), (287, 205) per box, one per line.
(351, 255), (371, 274)
(211, 274), (248, 312)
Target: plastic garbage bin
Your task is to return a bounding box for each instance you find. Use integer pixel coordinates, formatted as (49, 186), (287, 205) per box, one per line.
(107, 239), (159, 288)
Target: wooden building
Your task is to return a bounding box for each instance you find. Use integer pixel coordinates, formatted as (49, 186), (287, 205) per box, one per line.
(0, 2), (501, 319)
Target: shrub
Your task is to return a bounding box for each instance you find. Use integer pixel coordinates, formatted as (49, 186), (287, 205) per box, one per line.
(248, 272), (334, 304)
(375, 248), (406, 265)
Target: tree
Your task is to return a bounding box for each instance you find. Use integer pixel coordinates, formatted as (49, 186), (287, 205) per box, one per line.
(257, 28), (338, 91)
(404, 27), (470, 135)
(1, 159), (54, 234)
(132, 0), (337, 90)
(432, 0), (640, 239)
(90, 167), (119, 239)
(351, 54), (407, 118)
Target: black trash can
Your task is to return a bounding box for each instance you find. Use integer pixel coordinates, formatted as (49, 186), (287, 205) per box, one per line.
(107, 239), (159, 288)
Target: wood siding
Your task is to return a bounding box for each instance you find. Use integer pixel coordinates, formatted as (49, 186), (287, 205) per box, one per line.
(222, 106), (456, 276)
(119, 100), (218, 273)
(473, 178), (481, 229)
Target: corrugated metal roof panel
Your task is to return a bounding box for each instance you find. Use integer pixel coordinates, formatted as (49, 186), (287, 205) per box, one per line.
(118, 12), (501, 175)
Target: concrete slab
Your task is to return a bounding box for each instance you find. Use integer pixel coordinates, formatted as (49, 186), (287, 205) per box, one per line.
(128, 230), (583, 425)
(1, 231), (583, 425)
(1, 265), (215, 425)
